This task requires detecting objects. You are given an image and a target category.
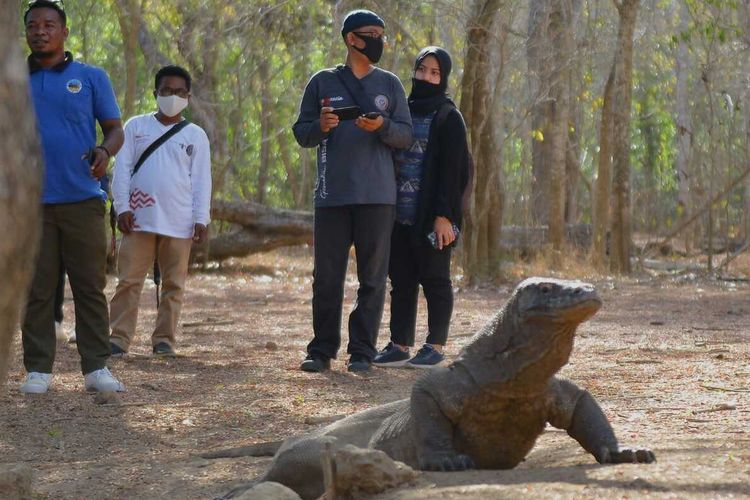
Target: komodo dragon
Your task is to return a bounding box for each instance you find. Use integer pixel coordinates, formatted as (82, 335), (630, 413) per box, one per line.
(221, 277), (655, 499)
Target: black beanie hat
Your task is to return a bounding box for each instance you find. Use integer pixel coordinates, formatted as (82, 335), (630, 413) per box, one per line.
(414, 46), (453, 92)
(341, 9), (385, 38)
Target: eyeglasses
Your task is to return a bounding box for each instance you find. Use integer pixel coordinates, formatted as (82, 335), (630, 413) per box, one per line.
(157, 87), (190, 99)
(352, 31), (388, 43)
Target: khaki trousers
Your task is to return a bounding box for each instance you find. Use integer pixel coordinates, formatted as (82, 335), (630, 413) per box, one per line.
(110, 231), (192, 351)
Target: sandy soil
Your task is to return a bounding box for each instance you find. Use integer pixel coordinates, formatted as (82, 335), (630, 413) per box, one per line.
(1, 246), (749, 499)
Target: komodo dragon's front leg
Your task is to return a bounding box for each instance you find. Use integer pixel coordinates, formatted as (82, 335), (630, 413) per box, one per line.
(410, 369), (475, 471)
(547, 378), (656, 464)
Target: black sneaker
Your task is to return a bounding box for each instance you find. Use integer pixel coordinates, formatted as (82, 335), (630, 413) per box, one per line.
(347, 355), (372, 373)
(373, 342), (410, 367)
(153, 342), (176, 356)
(110, 342), (126, 358)
(300, 355), (330, 373)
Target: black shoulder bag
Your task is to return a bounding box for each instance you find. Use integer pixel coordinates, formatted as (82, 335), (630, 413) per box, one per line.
(111, 118), (190, 220)
(334, 64), (377, 114)
(132, 119), (191, 177)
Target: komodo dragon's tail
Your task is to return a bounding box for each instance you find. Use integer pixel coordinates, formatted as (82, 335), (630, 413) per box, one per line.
(200, 440), (283, 459)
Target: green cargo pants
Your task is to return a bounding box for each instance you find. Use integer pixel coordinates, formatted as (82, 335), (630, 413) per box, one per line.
(22, 197), (111, 375)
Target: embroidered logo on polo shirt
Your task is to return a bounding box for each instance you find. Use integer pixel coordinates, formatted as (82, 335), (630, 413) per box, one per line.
(66, 79), (83, 94)
(321, 96), (344, 106)
(374, 94), (389, 111)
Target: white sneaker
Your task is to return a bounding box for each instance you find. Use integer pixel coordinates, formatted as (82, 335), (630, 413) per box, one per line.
(20, 372), (53, 394)
(84, 367), (125, 392)
(67, 331), (77, 343)
(55, 321), (67, 341)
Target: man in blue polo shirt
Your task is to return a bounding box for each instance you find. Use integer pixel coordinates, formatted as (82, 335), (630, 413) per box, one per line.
(20, 0), (126, 394)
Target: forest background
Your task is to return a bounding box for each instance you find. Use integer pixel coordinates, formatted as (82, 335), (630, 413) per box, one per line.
(19, 0), (750, 284)
(1, 2), (750, 497)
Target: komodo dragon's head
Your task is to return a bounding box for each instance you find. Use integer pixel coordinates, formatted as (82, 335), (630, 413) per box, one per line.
(460, 277), (601, 387)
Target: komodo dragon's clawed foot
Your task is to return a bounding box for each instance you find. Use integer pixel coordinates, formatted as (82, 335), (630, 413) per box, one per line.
(599, 447), (656, 464)
(420, 453), (475, 471)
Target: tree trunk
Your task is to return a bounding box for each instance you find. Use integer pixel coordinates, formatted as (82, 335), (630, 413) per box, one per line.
(0, 4), (43, 387)
(609, 0), (640, 274)
(527, 0), (574, 253)
(256, 59), (271, 205)
(113, 0), (142, 118)
(675, 0), (693, 253)
(565, 0), (584, 225)
(591, 67), (615, 269)
(740, 2), (750, 242)
(527, 0), (554, 224)
(459, 0), (503, 284)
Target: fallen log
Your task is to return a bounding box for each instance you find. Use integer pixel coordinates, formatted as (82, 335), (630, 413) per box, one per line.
(191, 200), (313, 262)
(198, 201), (594, 262)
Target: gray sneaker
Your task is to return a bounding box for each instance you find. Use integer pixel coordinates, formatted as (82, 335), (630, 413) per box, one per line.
(84, 367), (125, 392)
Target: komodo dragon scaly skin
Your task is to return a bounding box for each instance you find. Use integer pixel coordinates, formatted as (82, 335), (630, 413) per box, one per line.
(222, 277), (655, 499)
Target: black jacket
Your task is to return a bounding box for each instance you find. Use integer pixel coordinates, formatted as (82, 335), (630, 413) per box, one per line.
(412, 103), (471, 243)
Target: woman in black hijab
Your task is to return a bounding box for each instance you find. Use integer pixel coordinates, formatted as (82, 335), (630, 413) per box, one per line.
(374, 46), (471, 369)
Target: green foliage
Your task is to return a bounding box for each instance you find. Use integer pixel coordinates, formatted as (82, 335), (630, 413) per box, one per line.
(17, 0), (750, 242)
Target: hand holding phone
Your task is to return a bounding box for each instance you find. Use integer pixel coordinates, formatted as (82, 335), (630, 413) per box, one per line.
(82, 147), (108, 179)
(320, 106), (340, 133)
(356, 112), (384, 132)
(331, 105), (362, 121)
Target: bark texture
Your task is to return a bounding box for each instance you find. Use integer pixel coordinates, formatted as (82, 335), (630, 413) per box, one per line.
(608, 0), (640, 274)
(527, 0), (575, 253)
(0, 3), (43, 387)
(459, 0), (504, 283)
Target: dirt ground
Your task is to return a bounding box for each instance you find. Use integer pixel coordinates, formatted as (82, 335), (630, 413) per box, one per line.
(1, 246), (749, 499)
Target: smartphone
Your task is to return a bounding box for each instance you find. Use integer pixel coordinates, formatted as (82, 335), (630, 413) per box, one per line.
(82, 148), (96, 165)
(362, 112), (381, 119)
(427, 224), (461, 249)
(331, 105), (362, 121)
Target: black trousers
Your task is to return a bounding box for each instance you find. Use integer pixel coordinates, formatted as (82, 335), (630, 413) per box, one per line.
(388, 222), (453, 347)
(308, 204), (395, 361)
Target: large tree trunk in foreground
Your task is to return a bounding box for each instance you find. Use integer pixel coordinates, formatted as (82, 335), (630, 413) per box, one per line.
(0, 3), (43, 388)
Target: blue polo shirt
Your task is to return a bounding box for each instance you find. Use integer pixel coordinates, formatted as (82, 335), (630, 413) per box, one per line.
(28, 52), (121, 204)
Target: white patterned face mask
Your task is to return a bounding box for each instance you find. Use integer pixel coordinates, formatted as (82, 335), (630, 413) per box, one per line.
(157, 95), (188, 117)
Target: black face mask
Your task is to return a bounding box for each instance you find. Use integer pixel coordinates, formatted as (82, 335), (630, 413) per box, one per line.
(410, 78), (442, 100)
(352, 33), (384, 63)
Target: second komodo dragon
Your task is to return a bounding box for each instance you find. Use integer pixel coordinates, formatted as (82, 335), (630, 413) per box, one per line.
(221, 277), (655, 499)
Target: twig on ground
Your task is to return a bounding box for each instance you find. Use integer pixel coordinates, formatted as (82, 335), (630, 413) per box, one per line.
(700, 384), (750, 393)
(183, 319), (235, 327)
(692, 403), (737, 414)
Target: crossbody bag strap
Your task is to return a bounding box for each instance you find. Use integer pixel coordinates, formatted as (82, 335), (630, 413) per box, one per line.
(334, 64), (377, 113)
(131, 119), (190, 177)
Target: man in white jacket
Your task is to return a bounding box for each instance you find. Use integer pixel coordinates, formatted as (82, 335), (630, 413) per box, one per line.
(109, 65), (211, 356)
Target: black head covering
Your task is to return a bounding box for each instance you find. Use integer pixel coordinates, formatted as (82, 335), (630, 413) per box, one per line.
(414, 46), (452, 92)
(341, 10), (385, 38)
(409, 46), (454, 115)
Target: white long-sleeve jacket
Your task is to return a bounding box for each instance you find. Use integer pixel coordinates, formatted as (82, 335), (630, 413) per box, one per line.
(112, 113), (211, 239)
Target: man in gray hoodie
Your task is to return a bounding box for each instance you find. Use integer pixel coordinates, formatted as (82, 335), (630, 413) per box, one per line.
(293, 9), (412, 373)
